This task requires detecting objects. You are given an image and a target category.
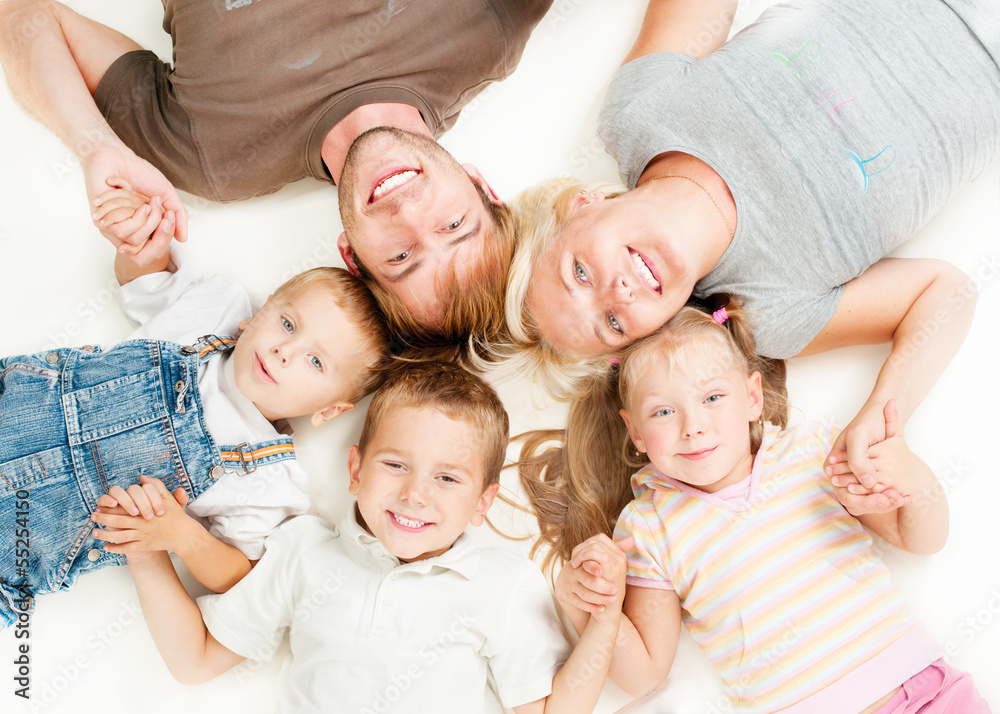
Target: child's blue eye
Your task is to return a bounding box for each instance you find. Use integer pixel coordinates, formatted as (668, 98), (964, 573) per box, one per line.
(281, 317), (293, 332)
(706, 394), (723, 403)
(438, 474), (458, 484)
(653, 408), (673, 417)
(309, 355), (322, 370)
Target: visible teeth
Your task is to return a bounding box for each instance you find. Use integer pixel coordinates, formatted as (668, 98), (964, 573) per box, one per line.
(630, 250), (661, 290)
(373, 170), (418, 200)
(393, 513), (427, 528)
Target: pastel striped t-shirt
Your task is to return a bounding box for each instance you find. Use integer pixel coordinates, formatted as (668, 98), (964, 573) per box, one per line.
(614, 421), (937, 713)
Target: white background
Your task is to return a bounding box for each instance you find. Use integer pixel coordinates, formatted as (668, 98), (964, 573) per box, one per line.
(1, 1), (998, 712)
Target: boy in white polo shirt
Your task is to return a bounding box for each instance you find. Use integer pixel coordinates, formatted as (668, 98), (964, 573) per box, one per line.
(123, 362), (626, 713)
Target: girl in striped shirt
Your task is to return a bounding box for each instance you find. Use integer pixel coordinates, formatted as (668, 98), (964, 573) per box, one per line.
(517, 296), (988, 713)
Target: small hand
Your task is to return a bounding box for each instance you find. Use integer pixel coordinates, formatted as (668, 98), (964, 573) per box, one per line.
(556, 534), (634, 618)
(92, 476), (193, 559)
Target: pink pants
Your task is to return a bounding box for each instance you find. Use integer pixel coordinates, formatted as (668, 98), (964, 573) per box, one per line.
(873, 659), (991, 713)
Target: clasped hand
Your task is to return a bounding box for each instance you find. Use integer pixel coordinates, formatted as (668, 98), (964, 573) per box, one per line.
(90, 475), (192, 563)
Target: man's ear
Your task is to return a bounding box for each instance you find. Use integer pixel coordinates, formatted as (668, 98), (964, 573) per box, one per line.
(462, 163), (501, 206)
(470, 482), (501, 527)
(347, 445), (362, 496)
(337, 232), (361, 277)
(620, 408), (646, 454)
(311, 402), (354, 427)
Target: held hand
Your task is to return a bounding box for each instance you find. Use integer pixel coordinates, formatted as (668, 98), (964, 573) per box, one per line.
(84, 143), (189, 247)
(827, 401), (910, 516)
(92, 476), (193, 559)
(556, 534), (634, 620)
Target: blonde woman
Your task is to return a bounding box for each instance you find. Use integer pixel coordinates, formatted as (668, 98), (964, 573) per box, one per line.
(506, 0), (999, 507)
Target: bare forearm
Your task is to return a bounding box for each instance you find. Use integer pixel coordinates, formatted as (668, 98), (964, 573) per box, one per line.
(128, 552), (221, 683)
(545, 614), (620, 713)
(0, 1), (123, 154)
(115, 251), (171, 286)
(869, 268), (977, 424)
(174, 522), (253, 593)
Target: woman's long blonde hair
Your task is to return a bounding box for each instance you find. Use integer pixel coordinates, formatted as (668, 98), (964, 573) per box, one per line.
(515, 295), (788, 572)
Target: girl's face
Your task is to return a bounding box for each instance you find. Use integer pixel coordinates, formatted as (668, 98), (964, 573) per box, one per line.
(620, 346), (763, 493)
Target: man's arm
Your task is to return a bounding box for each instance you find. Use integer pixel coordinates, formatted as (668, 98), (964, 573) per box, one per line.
(0, 0), (187, 244)
(799, 258), (976, 500)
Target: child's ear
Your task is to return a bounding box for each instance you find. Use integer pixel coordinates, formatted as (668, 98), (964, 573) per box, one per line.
(347, 445), (362, 496)
(470, 482), (501, 527)
(310, 402), (354, 427)
(619, 408), (646, 454)
(747, 371), (764, 422)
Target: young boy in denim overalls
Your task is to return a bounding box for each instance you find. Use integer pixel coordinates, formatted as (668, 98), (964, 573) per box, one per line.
(122, 363), (626, 713)
(0, 186), (389, 628)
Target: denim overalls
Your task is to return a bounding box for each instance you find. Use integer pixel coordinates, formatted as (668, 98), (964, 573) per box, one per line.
(0, 336), (295, 628)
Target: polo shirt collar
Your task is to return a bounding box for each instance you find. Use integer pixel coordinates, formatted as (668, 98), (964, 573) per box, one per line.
(340, 504), (481, 579)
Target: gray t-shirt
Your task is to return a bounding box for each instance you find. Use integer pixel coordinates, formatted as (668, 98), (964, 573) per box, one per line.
(599, 0), (1000, 357)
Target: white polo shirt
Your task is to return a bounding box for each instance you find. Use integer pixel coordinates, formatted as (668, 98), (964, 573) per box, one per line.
(198, 512), (569, 713)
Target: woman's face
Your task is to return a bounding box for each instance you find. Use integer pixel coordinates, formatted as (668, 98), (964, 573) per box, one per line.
(527, 195), (696, 356)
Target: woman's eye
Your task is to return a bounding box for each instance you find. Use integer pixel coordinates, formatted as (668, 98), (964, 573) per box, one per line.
(309, 355), (323, 370)
(389, 250), (410, 263)
(608, 312), (623, 335)
(573, 261), (588, 283)
(281, 317), (293, 332)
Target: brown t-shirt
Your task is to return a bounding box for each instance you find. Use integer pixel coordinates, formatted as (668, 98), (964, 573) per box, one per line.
(94, 0), (552, 201)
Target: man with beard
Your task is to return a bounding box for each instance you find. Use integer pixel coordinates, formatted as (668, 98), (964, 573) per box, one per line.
(0, 0), (551, 341)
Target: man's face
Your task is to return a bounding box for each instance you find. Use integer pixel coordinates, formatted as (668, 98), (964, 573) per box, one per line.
(337, 128), (499, 326)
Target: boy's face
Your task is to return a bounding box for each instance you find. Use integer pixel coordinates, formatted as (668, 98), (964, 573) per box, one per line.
(348, 406), (499, 562)
(233, 283), (368, 423)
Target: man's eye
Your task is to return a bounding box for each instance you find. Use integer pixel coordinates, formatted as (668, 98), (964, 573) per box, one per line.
(573, 261), (587, 283)
(447, 218), (463, 231)
(389, 251), (410, 263)
(608, 312), (623, 335)
(281, 317), (293, 332)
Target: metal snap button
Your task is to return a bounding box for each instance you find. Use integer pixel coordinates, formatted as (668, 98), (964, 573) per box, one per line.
(210, 465), (225, 480)
(180, 345), (198, 355)
(45, 352), (59, 364)
(81, 344), (95, 353)
(87, 548), (101, 562)
(174, 380), (187, 392)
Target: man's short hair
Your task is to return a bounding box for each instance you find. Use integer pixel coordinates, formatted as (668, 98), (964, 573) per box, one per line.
(353, 180), (517, 368)
(272, 267), (390, 402)
(357, 362), (510, 489)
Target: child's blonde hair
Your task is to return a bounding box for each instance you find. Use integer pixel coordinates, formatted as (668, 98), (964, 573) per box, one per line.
(516, 295), (788, 571)
(271, 267), (390, 403)
(358, 362), (510, 489)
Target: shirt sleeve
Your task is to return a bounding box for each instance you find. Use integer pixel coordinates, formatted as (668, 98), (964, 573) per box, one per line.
(116, 249), (252, 343)
(488, 560), (571, 708)
(187, 460), (312, 560)
(197, 518), (307, 661)
(615, 501), (674, 590)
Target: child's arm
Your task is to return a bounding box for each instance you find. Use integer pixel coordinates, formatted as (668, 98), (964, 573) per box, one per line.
(515, 534), (631, 714)
(829, 401), (949, 554)
(93, 178), (177, 285)
(127, 550), (246, 683)
(552, 535), (683, 699)
(92, 475), (253, 592)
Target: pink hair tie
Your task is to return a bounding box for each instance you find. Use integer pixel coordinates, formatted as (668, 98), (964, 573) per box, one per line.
(712, 307), (729, 325)
(608, 357), (620, 366)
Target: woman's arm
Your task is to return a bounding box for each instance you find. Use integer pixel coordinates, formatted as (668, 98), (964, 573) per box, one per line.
(799, 258), (976, 493)
(623, 0), (737, 64)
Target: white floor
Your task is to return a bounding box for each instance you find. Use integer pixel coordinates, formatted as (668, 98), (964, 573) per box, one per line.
(1, 1), (998, 713)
